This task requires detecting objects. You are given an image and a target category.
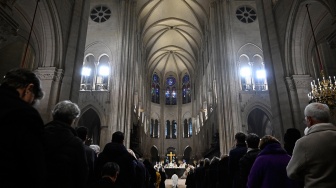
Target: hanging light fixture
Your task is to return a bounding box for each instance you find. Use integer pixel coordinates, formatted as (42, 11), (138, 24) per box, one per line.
(306, 4), (336, 109)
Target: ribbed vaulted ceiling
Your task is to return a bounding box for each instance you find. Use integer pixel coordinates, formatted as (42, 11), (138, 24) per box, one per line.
(137, 0), (209, 77)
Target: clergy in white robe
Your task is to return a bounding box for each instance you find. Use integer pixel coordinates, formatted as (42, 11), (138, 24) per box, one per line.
(172, 173), (178, 188)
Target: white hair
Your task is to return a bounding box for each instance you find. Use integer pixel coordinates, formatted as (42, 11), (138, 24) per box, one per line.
(127, 149), (137, 159)
(304, 102), (330, 122)
(89, 145), (100, 154)
(52, 100), (80, 123)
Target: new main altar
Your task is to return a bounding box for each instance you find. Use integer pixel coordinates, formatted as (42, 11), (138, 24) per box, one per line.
(164, 168), (186, 179)
(163, 152), (186, 178)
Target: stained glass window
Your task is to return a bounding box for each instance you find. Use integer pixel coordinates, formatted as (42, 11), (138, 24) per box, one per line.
(182, 74), (191, 104)
(151, 73), (160, 103)
(166, 76), (176, 86)
(154, 119), (159, 138)
(166, 120), (171, 139)
(150, 119), (154, 137)
(150, 119), (159, 138)
(184, 119), (188, 138)
(188, 118), (192, 137)
(172, 120), (177, 139)
(183, 118), (192, 138)
(165, 76), (177, 105)
(172, 87), (177, 105)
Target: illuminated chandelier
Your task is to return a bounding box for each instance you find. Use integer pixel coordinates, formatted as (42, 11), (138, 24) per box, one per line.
(308, 70), (336, 109)
(306, 4), (336, 109)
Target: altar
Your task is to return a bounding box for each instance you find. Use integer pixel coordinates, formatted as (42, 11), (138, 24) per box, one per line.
(164, 168), (186, 179)
(163, 151), (186, 178)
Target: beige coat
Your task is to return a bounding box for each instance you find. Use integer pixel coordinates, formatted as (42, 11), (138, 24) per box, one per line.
(286, 123), (336, 188)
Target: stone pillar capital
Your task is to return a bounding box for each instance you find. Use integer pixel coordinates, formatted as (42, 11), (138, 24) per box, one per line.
(35, 67), (64, 82)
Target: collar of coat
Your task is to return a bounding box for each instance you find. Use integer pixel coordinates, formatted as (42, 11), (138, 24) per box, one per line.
(307, 123), (336, 135)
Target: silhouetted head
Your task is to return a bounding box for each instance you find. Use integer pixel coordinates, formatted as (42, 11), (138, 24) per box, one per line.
(210, 156), (220, 165)
(112, 131), (124, 143)
(259, 135), (280, 150)
(1, 68), (44, 105)
(284, 128), (301, 144)
(235, 132), (246, 144)
(101, 162), (120, 183)
(246, 133), (260, 149)
(204, 158), (210, 167)
(284, 128), (301, 155)
(76, 126), (88, 142)
(199, 159), (204, 167)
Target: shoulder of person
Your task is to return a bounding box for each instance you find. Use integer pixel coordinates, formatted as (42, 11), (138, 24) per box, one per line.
(69, 135), (86, 148)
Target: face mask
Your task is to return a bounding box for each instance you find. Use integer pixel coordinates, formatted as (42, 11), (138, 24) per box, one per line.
(304, 127), (311, 135)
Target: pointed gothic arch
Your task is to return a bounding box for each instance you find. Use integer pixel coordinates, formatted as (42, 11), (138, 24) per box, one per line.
(150, 145), (159, 164)
(183, 146), (192, 164)
(77, 108), (101, 145)
(287, 1), (336, 76)
(247, 108), (272, 137)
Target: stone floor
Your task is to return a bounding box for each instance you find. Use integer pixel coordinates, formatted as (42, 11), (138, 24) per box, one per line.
(164, 179), (186, 188)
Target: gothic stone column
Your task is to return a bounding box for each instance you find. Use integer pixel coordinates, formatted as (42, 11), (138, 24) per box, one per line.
(285, 75), (312, 133)
(35, 67), (64, 123)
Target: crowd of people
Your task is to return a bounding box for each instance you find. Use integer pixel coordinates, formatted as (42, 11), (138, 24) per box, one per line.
(0, 68), (167, 188)
(184, 102), (336, 188)
(1, 68), (336, 188)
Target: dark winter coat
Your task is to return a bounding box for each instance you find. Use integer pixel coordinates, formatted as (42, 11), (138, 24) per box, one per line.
(92, 176), (116, 188)
(208, 159), (220, 188)
(239, 149), (260, 188)
(229, 143), (247, 188)
(143, 159), (156, 188)
(96, 142), (136, 188)
(218, 156), (230, 188)
(186, 170), (196, 188)
(159, 169), (167, 188)
(247, 143), (299, 188)
(85, 144), (97, 187)
(0, 85), (46, 188)
(194, 165), (206, 188)
(44, 120), (89, 188)
(134, 159), (147, 188)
